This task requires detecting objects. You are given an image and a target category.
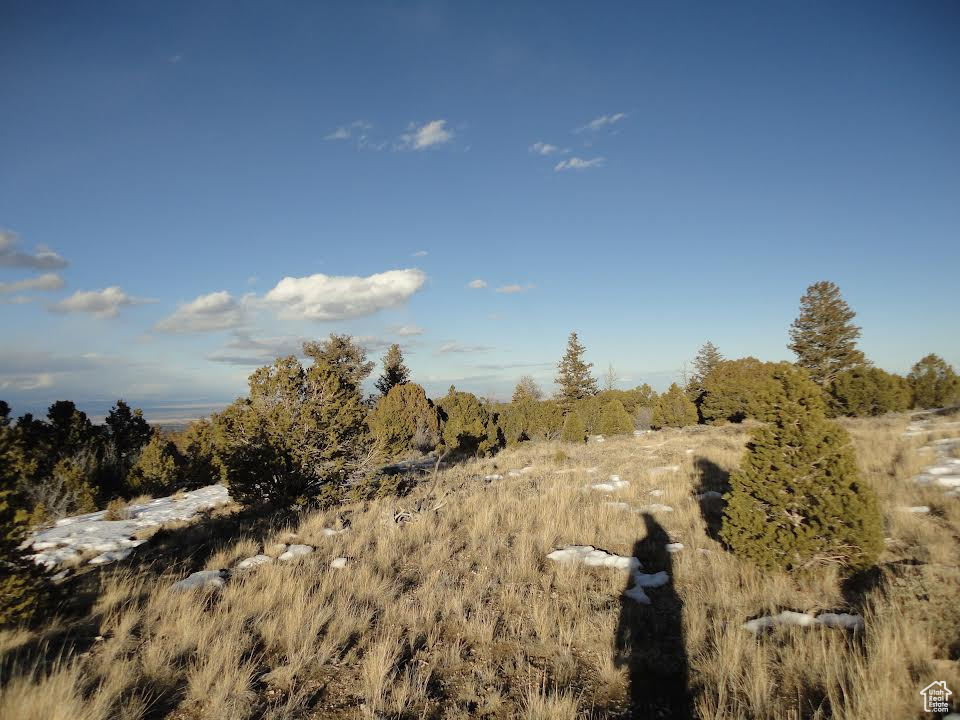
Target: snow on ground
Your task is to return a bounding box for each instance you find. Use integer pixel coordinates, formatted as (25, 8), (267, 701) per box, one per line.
(484, 474), (503, 481)
(236, 554), (273, 571)
(588, 475), (630, 492)
(278, 544), (314, 561)
(742, 610), (864, 633)
(640, 503), (674, 513)
(648, 464), (681, 476)
(508, 466), (535, 477)
(171, 569), (228, 593)
(910, 426), (960, 496)
(897, 506), (931, 514)
(665, 543), (684, 553)
(546, 545), (673, 606)
(330, 557), (349, 569)
(26, 484), (231, 569)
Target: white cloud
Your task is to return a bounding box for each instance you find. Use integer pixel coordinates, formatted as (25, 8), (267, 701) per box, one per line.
(0, 230), (68, 269)
(392, 324), (425, 337)
(554, 156), (605, 172)
(412, 250), (429, 257)
(324, 120), (372, 141)
(529, 141), (564, 156)
(156, 291), (246, 333)
(0, 273), (64, 294)
(49, 287), (154, 318)
(264, 268), (426, 321)
(467, 279), (487, 289)
(437, 342), (494, 354)
(207, 331), (307, 365)
(495, 283), (536, 294)
(575, 112), (627, 133)
(397, 119), (454, 150)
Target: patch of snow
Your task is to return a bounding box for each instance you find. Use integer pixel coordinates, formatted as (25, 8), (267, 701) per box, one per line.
(484, 474), (503, 481)
(665, 543), (684, 553)
(742, 610), (864, 633)
(588, 475), (630, 492)
(89, 548), (134, 565)
(937, 476), (960, 488)
(639, 503), (674, 513)
(508, 470), (521, 477)
(278, 544), (314, 562)
(236, 554), (273, 571)
(897, 506), (931, 514)
(320, 528), (347, 537)
(647, 489), (664, 497)
(648, 465), (681, 476)
(27, 484), (231, 569)
(170, 569), (228, 593)
(623, 585), (650, 604)
(585, 467), (599, 474)
(330, 557), (349, 569)
(591, 435), (606, 443)
(546, 545), (641, 571)
(633, 571), (670, 588)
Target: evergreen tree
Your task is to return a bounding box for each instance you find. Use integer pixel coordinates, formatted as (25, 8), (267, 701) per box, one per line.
(652, 384), (698, 428)
(555, 332), (598, 409)
(128, 436), (184, 494)
(0, 402), (41, 626)
(437, 386), (501, 457)
(303, 334), (375, 393)
(687, 341), (724, 398)
(367, 383), (440, 458)
(699, 358), (779, 424)
(560, 412), (587, 444)
(907, 354), (960, 409)
(512, 375), (543, 403)
(375, 343), (410, 397)
(599, 399), (635, 436)
(829, 366), (911, 417)
(720, 364), (883, 571)
(788, 281), (866, 387)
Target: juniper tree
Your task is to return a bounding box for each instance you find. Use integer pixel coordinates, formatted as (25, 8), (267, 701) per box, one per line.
(303, 334), (375, 392)
(720, 364), (883, 571)
(788, 281), (865, 387)
(907, 354), (960, 409)
(0, 402), (40, 626)
(652, 384), (698, 428)
(829, 366), (911, 417)
(367, 383), (440, 458)
(375, 343), (410, 397)
(437, 386), (501, 456)
(555, 332), (598, 409)
(599, 399), (634, 436)
(560, 411), (587, 443)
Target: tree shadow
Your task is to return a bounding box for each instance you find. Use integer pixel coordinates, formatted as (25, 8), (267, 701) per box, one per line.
(614, 513), (692, 719)
(693, 457), (730, 542)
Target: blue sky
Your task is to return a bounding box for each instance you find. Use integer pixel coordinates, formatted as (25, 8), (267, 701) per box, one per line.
(1, 1), (958, 421)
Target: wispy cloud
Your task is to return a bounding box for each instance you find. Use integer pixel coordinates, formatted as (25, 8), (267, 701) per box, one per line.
(437, 342), (494, 354)
(264, 268), (427, 321)
(157, 291), (247, 333)
(473, 361), (552, 370)
(575, 112), (627, 133)
(49, 287), (155, 318)
(0, 273), (64, 295)
(397, 119), (454, 150)
(391, 324), (425, 337)
(495, 283), (536, 294)
(412, 250), (429, 257)
(207, 331), (307, 365)
(466, 279), (487, 289)
(554, 156), (605, 172)
(0, 230), (68, 270)
(529, 141), (565, 156)
(324, 119), (372, 141)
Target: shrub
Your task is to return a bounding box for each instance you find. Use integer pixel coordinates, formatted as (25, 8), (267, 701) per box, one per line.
(560, 412), (587, 444)
(367, 383), (440, 459)
(499, 399), (564, 445)
(599, 399), (634, 436)
(652, 384), (698, 428)
(214, 342), (374, 507)
(829, 366), (911, 417)
(176, 418), (223, 488)
(437, 387), (501, 457)
(698, 358), (779, 424)
(128, 436), (184, 495)
(720, 364), (883, 571)
(0, 406), (41, 627)
(907, 354), (960, 409)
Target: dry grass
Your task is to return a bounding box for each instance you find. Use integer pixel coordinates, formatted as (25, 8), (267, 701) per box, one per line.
(2, 413), (959, 718)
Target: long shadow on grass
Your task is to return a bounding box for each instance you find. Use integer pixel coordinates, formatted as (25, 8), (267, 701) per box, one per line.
(614, 513), (692, 719)
(693, 457), (731, 542)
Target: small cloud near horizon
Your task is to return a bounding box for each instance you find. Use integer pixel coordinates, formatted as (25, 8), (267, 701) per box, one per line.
(467, 279), (487, 289)
(495, 283), (535, 294)
(0, 230), (69, 270)
(397, 119), (454, 151)
(555, 156), (605, 172)
(49, 287), (155, 318)
(575, 112), (627, 133)
(437, 342), (494, 354)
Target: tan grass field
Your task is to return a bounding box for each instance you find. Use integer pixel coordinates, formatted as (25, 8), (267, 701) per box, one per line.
(2, 412), (958, 719)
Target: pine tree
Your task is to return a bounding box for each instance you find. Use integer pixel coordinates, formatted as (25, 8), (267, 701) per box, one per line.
(652, 384), (698, 428)
(788, 281), (866, 387)
(688, 341), (724, 398)
(375, 344), (410, 396)
(720, 364), (883, 571)
(303, 334), (375, 393)
(555, 332), (598, 409)
(599, 399), (634, 436)
(560, 412), (587, 443)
